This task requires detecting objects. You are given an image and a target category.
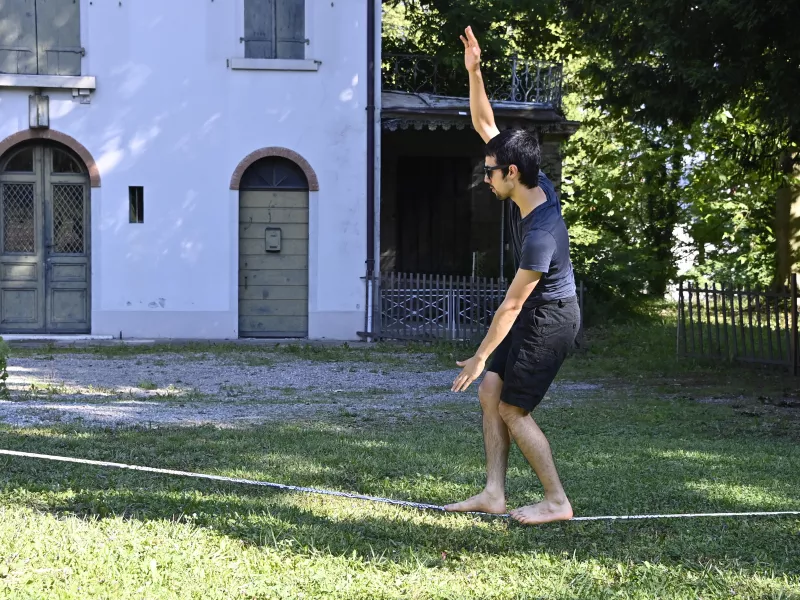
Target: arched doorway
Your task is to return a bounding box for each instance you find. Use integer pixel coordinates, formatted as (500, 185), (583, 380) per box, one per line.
(0, 142), (91, 333)
(238, 156), (309, 337)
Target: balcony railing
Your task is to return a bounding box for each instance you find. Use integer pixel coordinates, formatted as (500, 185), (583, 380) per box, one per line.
(382, 54), (563, 109)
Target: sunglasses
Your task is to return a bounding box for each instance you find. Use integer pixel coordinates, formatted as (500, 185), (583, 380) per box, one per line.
(483, 164), (508, 177)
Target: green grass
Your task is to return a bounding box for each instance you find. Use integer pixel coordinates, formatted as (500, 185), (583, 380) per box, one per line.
(8, 339), (461, 363)
(1, 318), (800, 598)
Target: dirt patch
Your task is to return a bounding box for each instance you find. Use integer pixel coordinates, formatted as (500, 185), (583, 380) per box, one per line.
(1, 353), (602, 428)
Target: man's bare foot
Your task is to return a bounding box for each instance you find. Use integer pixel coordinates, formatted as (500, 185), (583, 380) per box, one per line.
(444, 490), (506, 514)
(509, 498), (573, 525)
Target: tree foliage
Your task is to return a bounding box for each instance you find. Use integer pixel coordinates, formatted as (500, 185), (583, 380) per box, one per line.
(383, 0), (560, 60)
(561, 0), (800, 147)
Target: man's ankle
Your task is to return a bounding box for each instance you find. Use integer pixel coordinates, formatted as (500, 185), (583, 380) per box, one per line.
(544, 492), (569, 505)
(484, 486), (505, 498)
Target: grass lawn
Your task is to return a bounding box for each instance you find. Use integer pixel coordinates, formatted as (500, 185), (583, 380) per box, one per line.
(1, 315), (799, 599)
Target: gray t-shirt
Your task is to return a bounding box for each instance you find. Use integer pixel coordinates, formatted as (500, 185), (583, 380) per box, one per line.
(508, 172), (576, 305)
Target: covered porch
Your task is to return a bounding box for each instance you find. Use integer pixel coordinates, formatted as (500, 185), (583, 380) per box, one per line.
(367, 54), (580, 341)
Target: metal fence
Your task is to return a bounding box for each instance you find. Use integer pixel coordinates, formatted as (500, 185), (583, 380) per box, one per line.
(364, 272), (585, 342)
(376, 272), (505, 341)
(677, 276), (799, 374)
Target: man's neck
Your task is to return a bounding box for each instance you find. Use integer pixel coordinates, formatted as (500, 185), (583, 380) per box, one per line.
(511, 186), (547, 219)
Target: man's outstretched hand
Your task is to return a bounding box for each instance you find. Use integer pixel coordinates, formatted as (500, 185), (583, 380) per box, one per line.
(460, 26), (481, 73)
(451, 355), (486, 392)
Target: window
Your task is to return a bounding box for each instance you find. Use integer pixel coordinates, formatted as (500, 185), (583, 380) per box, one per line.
(129, 187), (144, 224)
(0, 0), (82, 76)
(2, 148), (34, 173)
(52, 148), (83, 174)
(240, 157), (309, 190)
(244, 0), (306, 60)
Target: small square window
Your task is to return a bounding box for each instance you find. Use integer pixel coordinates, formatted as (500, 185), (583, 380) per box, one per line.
(129, 186), (144, 223)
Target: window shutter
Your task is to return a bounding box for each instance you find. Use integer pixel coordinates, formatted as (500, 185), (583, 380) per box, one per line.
(244, 0), (275, 59)
(35, 0), (82, 76)
(276, 0), (305, 59)
(0, 0), (38, 74)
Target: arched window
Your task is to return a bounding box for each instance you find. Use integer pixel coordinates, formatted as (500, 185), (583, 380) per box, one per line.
(1, 147), (34, 172)
(240, 156), (309, 190)
(52, 147), (85, 174)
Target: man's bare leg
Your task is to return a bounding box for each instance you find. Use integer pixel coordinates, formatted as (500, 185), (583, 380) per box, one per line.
(444, 372), (509, 514)
(499, 402), (573, 524)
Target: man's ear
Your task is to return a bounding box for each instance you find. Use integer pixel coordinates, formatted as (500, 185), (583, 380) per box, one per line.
(507, 164), (519, 180)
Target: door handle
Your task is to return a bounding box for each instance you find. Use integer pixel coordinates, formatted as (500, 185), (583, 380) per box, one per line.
(245, 276), (248, 290)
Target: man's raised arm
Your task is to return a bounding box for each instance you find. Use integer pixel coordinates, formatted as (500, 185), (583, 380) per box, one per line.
(460, 26), (500, 144)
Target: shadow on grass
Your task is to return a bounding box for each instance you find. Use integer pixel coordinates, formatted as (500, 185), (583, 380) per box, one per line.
(0, 406), (799, 577)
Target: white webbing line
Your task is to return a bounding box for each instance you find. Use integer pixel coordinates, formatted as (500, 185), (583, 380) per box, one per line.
(2, 449), (799, 522)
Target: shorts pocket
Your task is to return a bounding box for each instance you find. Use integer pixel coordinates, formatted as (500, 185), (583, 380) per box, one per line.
(528, 306), (549, 335)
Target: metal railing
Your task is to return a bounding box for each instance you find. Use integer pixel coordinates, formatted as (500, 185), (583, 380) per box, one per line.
(377, 272), (506, 341)
(382, 54), (563, 109)
(362, 271), (584, 342)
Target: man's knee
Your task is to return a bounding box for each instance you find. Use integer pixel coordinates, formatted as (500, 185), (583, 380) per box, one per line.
(478, 372), (502, 411)
(498, 400), (528, 424)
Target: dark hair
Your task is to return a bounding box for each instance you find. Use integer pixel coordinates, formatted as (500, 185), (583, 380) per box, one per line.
(485, 129), (540, 188)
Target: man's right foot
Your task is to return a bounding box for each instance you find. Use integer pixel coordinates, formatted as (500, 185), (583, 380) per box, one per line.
(444, 490), (506, 514)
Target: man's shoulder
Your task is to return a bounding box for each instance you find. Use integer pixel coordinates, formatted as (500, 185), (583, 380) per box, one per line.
(522, 226), (556, 246)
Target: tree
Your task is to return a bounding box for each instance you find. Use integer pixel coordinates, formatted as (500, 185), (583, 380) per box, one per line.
(383, 0), (560, 60)
(562, 0), (800, 283)
(560, 87), (686, 305)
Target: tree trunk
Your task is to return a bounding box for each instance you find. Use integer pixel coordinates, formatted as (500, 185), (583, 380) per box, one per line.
(645, 145), (681, 297)
(776, 149), (800, 286)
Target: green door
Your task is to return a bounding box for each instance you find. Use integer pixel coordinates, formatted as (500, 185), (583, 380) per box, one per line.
(238, 156), (309, 337)
(0, 143), (91, 334)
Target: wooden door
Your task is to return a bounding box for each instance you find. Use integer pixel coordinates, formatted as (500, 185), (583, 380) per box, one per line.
(238, 189), (309, 337)
(0, 143), (90, 333)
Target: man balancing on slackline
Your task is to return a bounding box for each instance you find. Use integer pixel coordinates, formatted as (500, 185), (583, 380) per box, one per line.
(448, 26), (581, 525)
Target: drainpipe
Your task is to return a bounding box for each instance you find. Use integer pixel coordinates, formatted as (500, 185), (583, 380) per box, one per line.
(365, 0), (376, 340)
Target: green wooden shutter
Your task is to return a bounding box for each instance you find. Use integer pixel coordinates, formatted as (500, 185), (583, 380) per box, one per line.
(244, 0), (275, 59)
(276, 0), (305, 59)
(35, 0), (82, 76)
(0, 0), (38, 74)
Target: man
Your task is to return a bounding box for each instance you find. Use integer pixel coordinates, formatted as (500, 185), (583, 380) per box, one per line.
(447, 26), (580, 525)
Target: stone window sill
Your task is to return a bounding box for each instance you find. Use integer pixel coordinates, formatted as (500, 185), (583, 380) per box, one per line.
(0, 74), (96, 90)
(228, 58), (320, 71)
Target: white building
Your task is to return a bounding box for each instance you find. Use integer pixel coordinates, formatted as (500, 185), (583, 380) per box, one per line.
(0, 0), (381, 340)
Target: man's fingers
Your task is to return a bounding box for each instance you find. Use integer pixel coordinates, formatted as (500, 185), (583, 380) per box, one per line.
(466, 26), (478, 46)
(460, 34), (468, 48)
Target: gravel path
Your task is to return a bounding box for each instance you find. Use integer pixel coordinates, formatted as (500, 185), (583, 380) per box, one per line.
(1, 352), (601, 428)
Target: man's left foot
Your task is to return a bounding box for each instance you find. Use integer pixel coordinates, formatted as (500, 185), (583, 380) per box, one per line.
(509, 498), (573, 525)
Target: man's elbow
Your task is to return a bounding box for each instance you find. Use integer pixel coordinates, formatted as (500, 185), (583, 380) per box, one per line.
(500, 299), (525, 313)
